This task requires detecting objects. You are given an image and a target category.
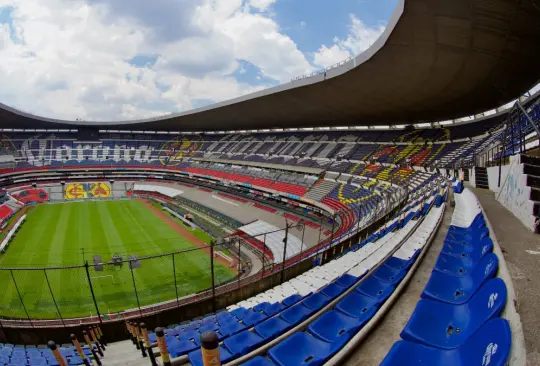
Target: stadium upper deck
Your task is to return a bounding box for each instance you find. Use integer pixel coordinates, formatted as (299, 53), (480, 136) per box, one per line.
(0, 0), (539, 131)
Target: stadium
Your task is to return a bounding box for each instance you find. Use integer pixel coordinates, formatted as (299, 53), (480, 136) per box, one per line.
(0, 0), (538, 365)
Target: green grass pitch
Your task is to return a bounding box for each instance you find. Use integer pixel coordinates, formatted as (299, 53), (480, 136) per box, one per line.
(0, 200), (236, 319)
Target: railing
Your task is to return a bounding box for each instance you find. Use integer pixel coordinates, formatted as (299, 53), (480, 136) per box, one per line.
(290, 57), (353, 82)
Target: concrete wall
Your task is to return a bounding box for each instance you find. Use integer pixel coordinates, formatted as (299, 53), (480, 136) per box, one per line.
(495, 155), (536, 231)
(486, 164), (511, 193)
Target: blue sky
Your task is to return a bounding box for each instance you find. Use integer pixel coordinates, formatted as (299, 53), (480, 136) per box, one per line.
(0, 0), (398, 120)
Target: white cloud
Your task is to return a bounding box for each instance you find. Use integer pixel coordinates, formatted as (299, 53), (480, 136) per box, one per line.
(313, 14), (385, 69)
(247, 0), (276, 12)
(0, 0), (311, 121)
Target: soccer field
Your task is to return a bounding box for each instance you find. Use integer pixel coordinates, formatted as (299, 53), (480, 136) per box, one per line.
(0, 200), (236, 320)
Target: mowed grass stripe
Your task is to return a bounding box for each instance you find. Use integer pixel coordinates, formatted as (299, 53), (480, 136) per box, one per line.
(0, 200), (235, 319)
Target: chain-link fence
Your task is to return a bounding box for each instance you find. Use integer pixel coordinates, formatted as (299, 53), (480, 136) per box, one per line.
(0, 242), (239, 324)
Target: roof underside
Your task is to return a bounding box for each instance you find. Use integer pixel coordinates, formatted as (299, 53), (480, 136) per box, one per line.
(1, 0), (540, 131)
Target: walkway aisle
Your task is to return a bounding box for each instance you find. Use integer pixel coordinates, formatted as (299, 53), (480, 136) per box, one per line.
(101, 339), (149, 366)
(471, 188), (540, 365)
(343, 203), (454, 365)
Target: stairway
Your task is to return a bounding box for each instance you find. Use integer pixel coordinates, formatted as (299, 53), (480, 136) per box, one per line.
(463, 169), (470, 182)
(497, 154), (540, 234)
(521, 155), (540, 234)
(474, 167), (489, 189)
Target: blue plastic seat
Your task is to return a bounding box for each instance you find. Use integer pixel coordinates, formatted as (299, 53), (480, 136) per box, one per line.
(178, 330), (200, 342)
(199, 322), (219, 334)
(223, 330), (265, 358)
(335, 274), (359, 288)
(422, 253), (498, 304)
(217, 315), (238, 327)
(200, 316), (216, 326)
(220, 322), (247, 338)
(282, 294), (303, 307)
(241, 356), (277, 366)
(216, 311), (235, 323)
(253, 302), (273, 313)
(254, 317), (292, 341)
(434, 253), (477, 277)
(401, 278), (507, 349)
(381, 318), (511, 366)
(243, 311), (268, 327)
(168, 339), (198, 357)
(384, 255), (417, 270)
(188, 346), (233, 366)
(307, 310), (364, 343)
(29, 358), (47, 365)
(280, 303), (315, 326)
(445, 226), (489, 243)
(320, 282), (347, 299)
(184, 321), (200, 331)
(68, 356), (84, 365)
(231, 307), (249, 320)
(268, 332), (346, 366)
(355, 276), (395, 304)
(302, 293), (331, 311)
(373, 265), (407, 285)
(263, 302), (285, 316)
(441, 237), (493, 265)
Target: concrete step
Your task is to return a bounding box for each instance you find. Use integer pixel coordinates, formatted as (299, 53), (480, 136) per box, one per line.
(524, 164), (540, 177)
(100, 339), (149, 366)
(531, 188), (540, 202)
(521, 154), (540, 166)
(526, 175), (540, 190)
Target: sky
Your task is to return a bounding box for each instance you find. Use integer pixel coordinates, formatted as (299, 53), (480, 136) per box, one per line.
(0, 0), (397, 121)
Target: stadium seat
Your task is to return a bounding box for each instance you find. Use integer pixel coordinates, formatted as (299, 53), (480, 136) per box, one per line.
(434, 253), (477, 277)
(307, 310), (364, 343)
(335, 274), (358, 288)
(384, 256), (415, 271)
(262, 302), (285, 316)
(279, 303), (316, 326)
(168, 339), (198, 357)
(282, 294), (303, 307)
(401, 278), (507, 349)
(220, 322), (247, 338)
(372, 264), (407, 285)
(441, 237), (493, 265)
(243, 311), (268, 327)
(254, 317), (293, 341)
(422, 253), (499, 304)
(188, 346), (233, 366)
(231, 307), (249, 320)
(268, 332), (346, 366)
(302, 293), (331, 311)
(320, 282), (347, 299)
(335, 292), (380, 320)
(178, 330), (200, 342)
(355, 277), (395, 304)
(381, 318), (512, 366)
(223, 330), (265, 357)
(68, 356), (84, 365)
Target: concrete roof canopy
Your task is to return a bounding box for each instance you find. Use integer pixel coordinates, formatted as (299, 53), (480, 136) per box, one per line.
(0, 0), (540, 131)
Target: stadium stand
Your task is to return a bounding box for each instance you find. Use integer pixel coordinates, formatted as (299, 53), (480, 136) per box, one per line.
(380, 187), (512, 366)
(137, 184), (445, 365)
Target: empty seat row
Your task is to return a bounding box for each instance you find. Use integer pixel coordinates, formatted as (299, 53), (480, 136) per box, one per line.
(381, 188), (511, 366)
(240, 196), (446, 365)
(138, 184), (445, 366)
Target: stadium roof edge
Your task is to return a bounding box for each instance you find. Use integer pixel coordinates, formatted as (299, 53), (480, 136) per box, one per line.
(1, 0), (540, 132)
